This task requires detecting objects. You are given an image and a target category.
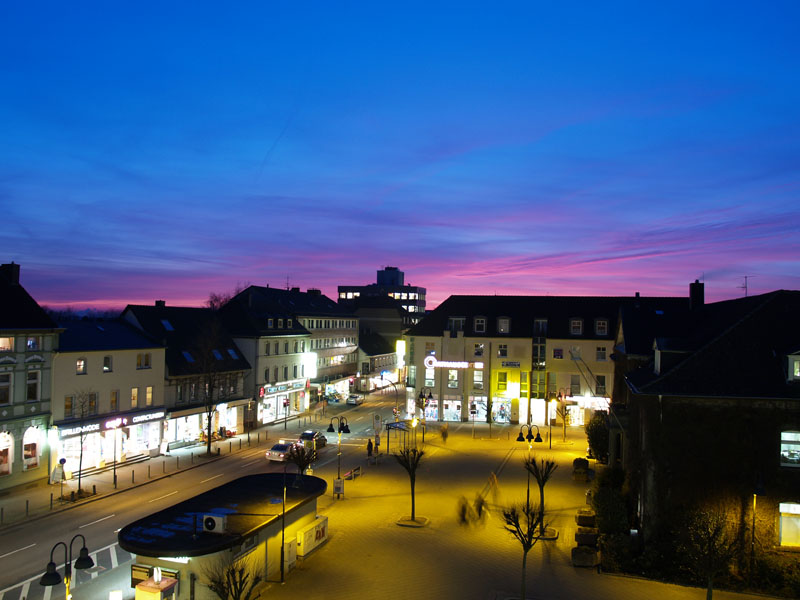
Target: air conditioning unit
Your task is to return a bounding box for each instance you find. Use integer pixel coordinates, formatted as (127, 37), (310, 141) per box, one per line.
(203, 514), (227, 533)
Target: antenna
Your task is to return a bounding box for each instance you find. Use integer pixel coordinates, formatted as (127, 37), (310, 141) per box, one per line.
(739, 275), (756, 297)
(285, 275), (290, 290)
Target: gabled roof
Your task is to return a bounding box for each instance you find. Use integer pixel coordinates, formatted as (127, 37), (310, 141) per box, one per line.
(57, 318), (162, 352)
(628, 290), (800, 399)
(218, 291), (311, 337)
(0, 264), (59, 331)
(122, 303), (250, 377)
(226, 286), (354, 325)
(406, 295), (683, 340)
(358, 331), (394, 356)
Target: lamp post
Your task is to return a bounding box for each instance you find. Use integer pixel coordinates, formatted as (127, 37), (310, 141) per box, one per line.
(417, 387), (433, 421)
(516, 424), (543, 508)
(326, 417), (350, 481)
(39, 534), (95, 599)
(112, 426), (118, 489)
(280, 464), (286, 584)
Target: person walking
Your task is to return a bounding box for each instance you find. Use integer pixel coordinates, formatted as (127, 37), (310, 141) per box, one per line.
(367, 438), (373, 457)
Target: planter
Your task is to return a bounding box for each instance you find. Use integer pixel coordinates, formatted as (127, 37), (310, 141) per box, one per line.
(575, 508), (596, 527)
(575, 526), (599, 547)
(571, 545), (600, 568)
(572, 470), (589, 482)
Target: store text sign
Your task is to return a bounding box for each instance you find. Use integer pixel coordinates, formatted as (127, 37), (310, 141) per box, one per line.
(423, 356), (484, 370)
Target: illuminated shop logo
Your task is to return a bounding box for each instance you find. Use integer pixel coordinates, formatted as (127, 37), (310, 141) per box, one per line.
(423, 356), (483, 369)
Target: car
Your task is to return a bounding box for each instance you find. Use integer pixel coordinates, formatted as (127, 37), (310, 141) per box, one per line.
(346, 394), (364, 405)
(266, 441), (296, 462)
(325, 392), (342, 403)
(298, 430), (327, 449)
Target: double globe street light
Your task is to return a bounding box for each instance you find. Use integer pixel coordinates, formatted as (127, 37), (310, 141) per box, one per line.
(40, 534), (95, 599)
(326, 416), (351, 481)
(517, 424), (543, 508)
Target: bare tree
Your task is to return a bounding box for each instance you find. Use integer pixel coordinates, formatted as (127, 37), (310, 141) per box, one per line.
(72, 388), (97, 497)
(206, 282), (250, 311)
(202, 552), (262, 600)
(524, 456), (558, 535)
(502, 501), (544, 600)
(192, 319), (231, 456)
(393, 447), (425, 521)
(679, 507), (739, 600)
(287, 444), (316, 479)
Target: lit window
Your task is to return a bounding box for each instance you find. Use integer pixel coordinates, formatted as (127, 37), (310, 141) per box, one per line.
(213, 349), (223, 360)
(596, 347), (607, 361)
(595, 319), (608, 336)
(498, 344), (508, 358)
(76, 358), (87, 375)
(146, 386), (153, 406)
(111, 390), (118, 412)
(131, 388), (138, 408)
(137, 353), (152, 369)
(26, 336), (41, 351)
(553, 348), (563, 359)
(497, 372), (507, 392)
(26, 371), (39, 402)
(498, 318), (510, 334)
(570, 319), (583, 335)
(103, 355), (113, 372)
(780, 431), (800, 468)
(596, 375), (606, 395)
(474, 343), (484, 357)
(182, 351), (194, 363)
(474, 317), (486, 333)
(424, 368), (435, 387)
(448, 369), (458, 388)
(0, 337), (13, 351)
(780, 503), (800, 546)
(473, 370), (483, 390)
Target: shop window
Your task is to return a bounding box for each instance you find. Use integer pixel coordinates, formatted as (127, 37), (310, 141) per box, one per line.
(473, 370), (484, 390)
(498, 344), (508, 358)
(146, 386), (153, 406)
(497, 317), (510, 334)
(26, 370), (40, 401)
(23, 442), (38, 470)
(424, 367), (435, 388)
(595, 319), (609, 336)
(111, 389), (119, 411)
(76, 358), (87, 375)
(0, 432), (12, 476)
(570, 374), (581, 396)
(779, 503), (800, 546)
(131, 387), (139, 409)
(553, 348), (564, 359)
(64, 395), (73, 418)
(780, 431), (800, 467)
(268, 318), (274, 328)
(596, 347), (607, 361)
(570, 319), (583, 335)
(448, 369), (458, 388)
(596, 375), (606, 396)
(0, 337), (13, 352)
(520, 371), (528, 396)
(103, 355), (113, 372)
(0, 373), (10, 405)
(497, 372), (508, 392)
(26, 336), (41, 351)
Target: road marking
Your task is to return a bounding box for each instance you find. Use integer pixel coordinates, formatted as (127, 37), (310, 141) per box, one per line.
(79, 513), (115, 528)
(0, 543), (35, 559)
(149, 491), (178, 503)
(201, 474), (223, 483)
(240, 460), (259, 468)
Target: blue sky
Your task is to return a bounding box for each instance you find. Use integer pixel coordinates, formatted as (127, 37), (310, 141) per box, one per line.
(2, 1), (799, 308)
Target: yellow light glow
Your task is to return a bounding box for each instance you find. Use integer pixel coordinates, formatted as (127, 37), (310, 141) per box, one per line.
(395, 340), (406, 369)
(302, 352), (318, 379)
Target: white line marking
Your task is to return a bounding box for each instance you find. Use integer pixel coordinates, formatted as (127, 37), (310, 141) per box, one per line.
(0, 543), (35, 559)
(240, 460), (258, 468)
(201, 474), (223, 483)
(79, 513), (115, 528)
(20, 581), (30, 597)
(111, 546), (119, 569)
(149, 491), (178, 503)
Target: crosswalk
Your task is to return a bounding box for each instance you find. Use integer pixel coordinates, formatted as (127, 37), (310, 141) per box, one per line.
(0, 542), (133, 600)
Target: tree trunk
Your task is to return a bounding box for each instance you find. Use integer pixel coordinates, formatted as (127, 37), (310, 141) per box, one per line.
(538, 484), (546, 535)
(410, 477), (416, 521)
(706, 575), (714, 600)
(521, 548), (528, 600)
(77, 435), (84, 493)
(207, 414), (213, 455)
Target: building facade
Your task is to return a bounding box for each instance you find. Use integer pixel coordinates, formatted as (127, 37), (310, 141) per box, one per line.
(338, 266), (426, 324)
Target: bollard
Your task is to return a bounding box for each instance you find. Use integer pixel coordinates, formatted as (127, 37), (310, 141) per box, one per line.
(71, 491), (75, 502)
(239, 439), (242, 450)
(191, 452), (194, 464)
(247, 431), (251, 445)
(217, 447), (220, 455)
(50, 493), (54, 510)
(93, 484), (96, 495)
(148, 465), (151, 479)
(1, 507), (3, 523)
(177, 456), (180, 469)
(132, 471), (135, 484)
(26, 499), (29, 516)
(163, 461), (166, 474)
(257, 432), (260, 443)
(229, 441), (232, 453)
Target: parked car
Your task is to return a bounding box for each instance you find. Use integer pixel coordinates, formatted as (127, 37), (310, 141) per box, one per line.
(298, 430), (327, 449)
(266, 441), (296, 462)
(325, 392), (342, 403)
(346, 394), (364, 405)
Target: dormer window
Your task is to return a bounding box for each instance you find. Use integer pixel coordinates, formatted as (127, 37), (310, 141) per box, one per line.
(267, 318), (274, 328)
(497, 317), (510, 334)
(278, 319), (284, 328)
(570, 319), (583, 336)
(474, 317), (486, 333)
(790, 356), (800, 381)
(595, 319), (608, 336)
(448, 317), (465, 335)
(287, 319), (293, 328)
(212, 349), (223, 360)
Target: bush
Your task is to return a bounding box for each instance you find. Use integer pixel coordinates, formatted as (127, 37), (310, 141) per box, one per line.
(573, 457), (589, 471)
(585, 412), (609, 463)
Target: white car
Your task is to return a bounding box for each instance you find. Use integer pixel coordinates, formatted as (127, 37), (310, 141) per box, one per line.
(346, 394), (364, 405)
(266, 441), (296, 462)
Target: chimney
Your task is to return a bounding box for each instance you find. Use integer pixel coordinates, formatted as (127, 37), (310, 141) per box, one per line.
(689, 280), (704, 310)
(0, 262), (20, 285)
(291, 287), (300, 293)
(307, 288), (321, 296)
(155, 300), (166, 308)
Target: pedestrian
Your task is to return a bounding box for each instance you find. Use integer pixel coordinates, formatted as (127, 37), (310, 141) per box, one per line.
(367, 438), (373, 457)
(441, 423), (449, 445)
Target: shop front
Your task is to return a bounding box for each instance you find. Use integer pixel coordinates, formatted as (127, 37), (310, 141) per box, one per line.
(258, 381), (308, 425)
(441, 396), (461, 421)
(492, 398), (512, 424)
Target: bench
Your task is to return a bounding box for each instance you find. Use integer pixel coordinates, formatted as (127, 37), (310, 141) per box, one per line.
(343, 466), (362, 480)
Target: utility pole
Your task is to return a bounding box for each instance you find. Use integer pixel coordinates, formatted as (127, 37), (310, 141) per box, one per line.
(739, 275), (756, 297)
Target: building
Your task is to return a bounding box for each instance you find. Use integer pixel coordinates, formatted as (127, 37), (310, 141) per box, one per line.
(615, 285), (800, 553)
(403, 294), (686, 426)
(119, 473), (328, 600)
(51, 318), (166, 478)
(122, 302), (251, 449)
(223, 286), (358, 401)
(0, 263), (61, 490)
(338, 266), (426, 324)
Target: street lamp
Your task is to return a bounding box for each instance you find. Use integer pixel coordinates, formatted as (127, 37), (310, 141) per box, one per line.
(516, 424), (543, 508)
(417, 387), (433, 421)
(326, 417), (350, 481)
(40, 534), (94, 599)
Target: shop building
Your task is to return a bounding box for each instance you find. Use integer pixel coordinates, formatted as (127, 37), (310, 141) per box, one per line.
(403, 294), (686, 426)
(119, 473), (328, 600)
(122, 303), (250, 450)
(355, 330), (402, 393)
(338, 266), (426, 324)
(0, 262), (61, 491)
(51, 319), (166, 477)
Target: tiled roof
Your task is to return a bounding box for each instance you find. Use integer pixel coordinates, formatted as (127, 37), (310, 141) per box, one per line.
(226, 286), (354, 325)
(57, 318), (162, 352)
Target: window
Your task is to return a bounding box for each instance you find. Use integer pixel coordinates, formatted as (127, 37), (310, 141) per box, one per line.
(137, 353), (151, 369)
(273, 366), (279, 381)
(474, 317), (486, 333)
(182, 350), (194, 362)
(520, 371), (528, 396)
(283, 366), (289, 380)
(146, 386), (153, 406)
(293, 365), (298, 378)
(228, 348), (239, 359)
(424, 367), (435, 388)
(780, 431), (800, 468)
(265, 343), (271, 356)
(111, 389), (119, 412)
(284, 342), (289, 354)
(448, 369), (458, 388)
(596, 346), (607, 361)
(425, 342), (436, 356)
(26, 336), (41, 351)
(780, 503), (800, 546)
(533, 319), (547, 336)
(596, 375), (606, 395)
(570, 319), (583, 335)
(498, 344), (508, 358)
(88, 392), (98, 415)
(448, 317), (465, 334)
(595, 319), (609, 336)
(23, 442), (38, 470)
(498, 317), (510, 334)
(791, 357), (800, 380)
(26, 371), (39, 401)
(161, 319), (174, 331)
(293, 341), (298, 353)
(278, 319), (284, 328)
(497, 372), (507, 392)
(287, 319), (293, 328)
(570, 374), (581, 396)
(0, 337), (13, 351)
(64, 395), (73, 418)
(553, 348), (564, 359)
(212, 349), (223, 360)
(103, 355), (113, 372)
(131, 387), (139, 408)
(76, 358), (87, 375)
(268, 318), (274, 328)
(407, 365), (417, 387)
(570, 346), (581, 359)
(0, 373), (11, 405)
(473, 370), (484, 390)
(274, 342), (279, 355)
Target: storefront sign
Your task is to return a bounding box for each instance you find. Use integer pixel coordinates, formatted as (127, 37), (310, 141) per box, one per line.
(132, 411), (165, 424)
(105, 417), (128, 430)
(423, 356), (483, 369)
(501, 361), (521, 367)
(59, 423), (100, 438)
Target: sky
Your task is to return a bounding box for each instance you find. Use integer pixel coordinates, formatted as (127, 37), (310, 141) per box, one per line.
(2, 1), (799, 310)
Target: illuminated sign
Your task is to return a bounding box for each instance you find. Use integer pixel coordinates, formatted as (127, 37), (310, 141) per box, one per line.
(105, 417), (128, 430)
(59, 423), (100, 438)
(423, 356), (483, 370)
(132, 411), (165, 424)
(501, 361), (521, 367)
